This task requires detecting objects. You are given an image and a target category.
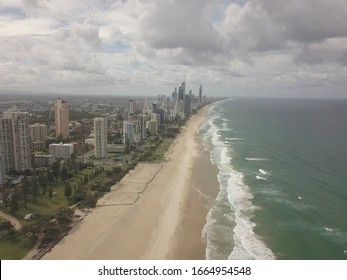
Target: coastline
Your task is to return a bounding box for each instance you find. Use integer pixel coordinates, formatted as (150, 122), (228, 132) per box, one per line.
(43, 104), (219, 260)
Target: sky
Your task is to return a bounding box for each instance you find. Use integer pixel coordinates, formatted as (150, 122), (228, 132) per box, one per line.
(0, 0), (347, 98)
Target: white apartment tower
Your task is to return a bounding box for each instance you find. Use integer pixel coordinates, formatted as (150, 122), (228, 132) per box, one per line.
(94, 117), (108, 158)
(0, 108), (31, 173)
(54, 98), (69, 139)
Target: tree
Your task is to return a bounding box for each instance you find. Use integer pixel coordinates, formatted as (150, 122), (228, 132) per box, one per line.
(31, 173), (39, 203)
(22, 175), (30, 208)
(9, 188), (20, 214)
(38, 173), (47, 196)
(84, 174), (89, 185)
(51, 160), (61, 180)
(60, 163), (69, 182)
(64, 182), (72, 199)
(49, 185), (53, 201)
(2, 187), (10, 211)
(0, 221), (14, 238)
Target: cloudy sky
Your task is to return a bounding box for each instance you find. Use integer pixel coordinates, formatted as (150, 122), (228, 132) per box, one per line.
(1, 0), (347, 98)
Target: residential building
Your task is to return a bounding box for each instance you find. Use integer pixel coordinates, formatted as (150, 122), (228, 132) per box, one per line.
(29, 123), (47, 150)
(123, 121), (134, 146)
(54, 98), (69, 139)
(0, 108), (31, 173)
(49, 143), (74, 159)
(146, 120), (158, 135)
(33, 154), (55, 168)
(94, 117), (108, 158)
(0, 156), (5, 185)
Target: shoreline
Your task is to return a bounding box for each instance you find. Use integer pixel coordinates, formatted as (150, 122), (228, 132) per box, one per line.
(43, 104), (219, 260)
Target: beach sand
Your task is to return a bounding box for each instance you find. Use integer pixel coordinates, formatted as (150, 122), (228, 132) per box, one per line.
(43, 104), (218, 260)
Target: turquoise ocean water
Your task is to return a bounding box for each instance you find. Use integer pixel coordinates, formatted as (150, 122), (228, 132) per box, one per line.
(200, 98), (347, 260)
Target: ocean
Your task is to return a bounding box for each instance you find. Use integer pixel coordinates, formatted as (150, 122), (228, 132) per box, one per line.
(200, 97), (347, 260)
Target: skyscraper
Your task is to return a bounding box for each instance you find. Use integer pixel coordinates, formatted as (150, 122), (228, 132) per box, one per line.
(129, 99), (136, 115)
(94, 117), (108, 159)
(29, 123), (47, 150)
(54, 98), (69, 139)
(123, 121), (134, 146)
(0, 108), (31, 173)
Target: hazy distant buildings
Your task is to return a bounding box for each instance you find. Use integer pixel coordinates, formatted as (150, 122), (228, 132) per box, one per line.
(129, 99), (136, 115)
(199, 85), (202, 105)
(0, 108), (31, 173)
(54, 98), (69, 139)
(49, 142), (74, 159)
(94, 117), (108, 158)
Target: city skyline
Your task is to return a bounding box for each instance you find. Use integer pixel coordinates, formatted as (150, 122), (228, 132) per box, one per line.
(0, 1), (347, 99)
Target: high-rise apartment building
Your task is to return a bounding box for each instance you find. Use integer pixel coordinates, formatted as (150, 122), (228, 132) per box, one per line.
(94, 117), (108, 158)
(146, 120), (158, 136)
(29, 123), (47, 150)
(123, 121), (134, 146)
(29, 123), (47, 142)
(129, 99), (136, 115)
(54, 98), (69, 139)
(0, 156), (5, 185)
(137, 114), (147, 141)
(0, 108), (31, 173)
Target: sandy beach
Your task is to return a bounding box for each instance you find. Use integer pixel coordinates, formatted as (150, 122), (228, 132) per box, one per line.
(43, 104), (218, 260)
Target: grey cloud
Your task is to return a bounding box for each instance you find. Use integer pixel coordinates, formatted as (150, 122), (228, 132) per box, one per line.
(139, 0), (223, 53)
(295, 38), (347, 66)
(221, 2), (286, 53)
(259, 0), (347, 43)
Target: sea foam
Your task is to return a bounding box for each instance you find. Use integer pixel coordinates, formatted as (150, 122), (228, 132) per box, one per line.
(202, 105), (275, 260)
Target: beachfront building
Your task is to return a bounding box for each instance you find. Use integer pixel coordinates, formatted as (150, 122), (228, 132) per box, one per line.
(151, 113), (160, 131)
(123, 121), (135, 146)
(0, 108), (32, 173)
(94, 117), (108, 159)
(54, 98), (69, 139)
(49, 142), (74, 159)
(137, 114), (147, 141)
(146, 120), (158, 136)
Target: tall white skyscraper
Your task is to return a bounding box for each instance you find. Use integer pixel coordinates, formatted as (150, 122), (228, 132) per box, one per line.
(0, 108), (31, 173)
(55, 98), (69, 139)
(94, 117), (108, 159)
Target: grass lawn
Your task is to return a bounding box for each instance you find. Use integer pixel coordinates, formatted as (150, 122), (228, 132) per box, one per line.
(144, 138), (174, 162)
(0, 237), (35, 260)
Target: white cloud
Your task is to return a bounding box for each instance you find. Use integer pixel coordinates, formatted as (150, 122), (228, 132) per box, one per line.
(0, 0), (346, 97)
